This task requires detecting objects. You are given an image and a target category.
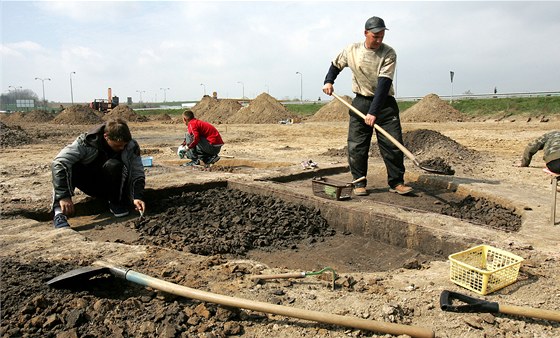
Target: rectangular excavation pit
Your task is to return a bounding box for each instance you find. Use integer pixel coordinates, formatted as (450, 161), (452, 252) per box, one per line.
(52, 178), (487, 272)
(79, 182), (441, 273)
(227, 180), (478, 258)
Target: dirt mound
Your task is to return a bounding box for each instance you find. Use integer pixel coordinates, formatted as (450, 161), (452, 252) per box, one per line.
(402, 129), (479, 164)
(150, 113), (172, 121)
(104, 105), (148, 122)
(151, 113), (182, 124)
(0, 112), (25, 124)
(0, 121), (32, 148)
(401, 93), (465, 123)
(227, 93), (296, 124)
(0, 110), (55, 124)
(192, 96), (242, 124)
(442, 195), (521, 232)
(23, 110), (56, 123)
(52, 105), (103, 125)
(321, 129), (477, 169)
(308, 96), (352, 122)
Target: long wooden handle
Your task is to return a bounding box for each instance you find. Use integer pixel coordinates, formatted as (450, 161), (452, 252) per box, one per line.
(107, 264), (434, 337)
(500, 304), (560, 322)
(331, 93), (419, 165)
(249, 272), (306, 280)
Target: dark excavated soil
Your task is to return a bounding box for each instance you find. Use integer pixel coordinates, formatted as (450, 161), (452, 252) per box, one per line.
(131, 187), (335, 256)
(0, 258), (249, 338)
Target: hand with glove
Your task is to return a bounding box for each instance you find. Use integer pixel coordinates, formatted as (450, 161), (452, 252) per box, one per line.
(177, 145), (187, 159)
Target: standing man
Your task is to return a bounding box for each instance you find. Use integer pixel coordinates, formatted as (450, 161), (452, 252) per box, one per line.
(179, 109), (224, 167)
(51, 118), (146, 228)
(322, 16), (413, 196)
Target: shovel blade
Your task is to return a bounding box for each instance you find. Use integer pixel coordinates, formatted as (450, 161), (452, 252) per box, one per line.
(420, 165), (455, 176)
(47, 266), (110, 288)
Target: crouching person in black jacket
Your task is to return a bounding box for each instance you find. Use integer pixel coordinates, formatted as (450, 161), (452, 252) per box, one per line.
(51, 118), (146, 228)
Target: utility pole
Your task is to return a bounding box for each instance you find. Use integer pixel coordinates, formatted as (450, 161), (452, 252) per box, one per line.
(160, 87), (170, 102)
(136, 90), (146, 103)
(70, 71), (76, 104)
(296, 71), (303, 103)
(450, 71), (455, 104)
(34, 77), (51, 109)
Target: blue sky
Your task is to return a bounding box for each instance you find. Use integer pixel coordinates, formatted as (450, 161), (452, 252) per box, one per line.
(2, 1), (559, 103)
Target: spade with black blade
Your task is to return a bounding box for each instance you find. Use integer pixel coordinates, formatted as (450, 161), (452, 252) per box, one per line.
(440, 290), (560, 322)
(331, 92), (454, 176)
(47, 261), (435, 337)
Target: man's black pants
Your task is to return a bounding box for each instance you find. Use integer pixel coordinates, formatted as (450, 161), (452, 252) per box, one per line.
(72, 159), (128, 204)
(348, 95), (405, 189)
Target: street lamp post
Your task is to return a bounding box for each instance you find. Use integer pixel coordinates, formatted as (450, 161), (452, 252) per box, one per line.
(160, 87), (170, 102)
(450, 71), (455, 104)
(136, 90), (146, 103)
(295, 71), (303, 103)
(237, 81), (244, 99)
(34, 77), (51, 109)
(200, 83), (206, 96)
(70, 71), (76, 104)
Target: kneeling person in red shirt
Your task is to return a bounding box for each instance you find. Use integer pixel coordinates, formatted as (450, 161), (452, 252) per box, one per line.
(180, 109), (224, 166)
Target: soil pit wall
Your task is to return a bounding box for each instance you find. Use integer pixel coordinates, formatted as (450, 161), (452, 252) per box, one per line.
(47, 175), (523, 267)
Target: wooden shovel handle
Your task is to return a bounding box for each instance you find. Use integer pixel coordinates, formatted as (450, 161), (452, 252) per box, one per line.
(104, 263), (434, 337)
(500, 304), (560, 322)
(331, 93), (419, 165)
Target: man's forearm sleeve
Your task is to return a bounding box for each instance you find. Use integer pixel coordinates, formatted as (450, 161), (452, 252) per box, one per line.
(324, 63), (342, 84)
(367, 77), (392, 116)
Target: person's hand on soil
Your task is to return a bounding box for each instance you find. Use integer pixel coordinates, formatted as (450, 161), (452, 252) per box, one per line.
(59, 197), (74, 216)
(322, 83), (334, 96)
(134, 199), (146, 215)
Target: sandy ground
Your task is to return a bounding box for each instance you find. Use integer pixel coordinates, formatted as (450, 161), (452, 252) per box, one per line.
(1, 116), (560, 337)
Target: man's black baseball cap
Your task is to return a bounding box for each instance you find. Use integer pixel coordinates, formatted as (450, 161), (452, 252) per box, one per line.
(365, 16), (388, 33)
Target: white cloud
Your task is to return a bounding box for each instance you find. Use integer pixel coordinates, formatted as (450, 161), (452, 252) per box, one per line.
(0, 41), (43, 57)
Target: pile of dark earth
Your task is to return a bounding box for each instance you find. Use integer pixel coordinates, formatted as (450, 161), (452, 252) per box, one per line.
(418, 157), (455, 176)
(0, 258), (260, 337)
(321, 129), (477, 173)
(131, 187), (335, 256)
(440, 195), (522, 232)
(0, 122), (32, 148)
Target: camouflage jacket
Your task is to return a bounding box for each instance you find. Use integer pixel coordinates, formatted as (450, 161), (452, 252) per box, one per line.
(520, 131), (560, 166)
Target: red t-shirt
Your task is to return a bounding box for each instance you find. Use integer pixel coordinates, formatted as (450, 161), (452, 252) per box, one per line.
(187, 118), (224, 148)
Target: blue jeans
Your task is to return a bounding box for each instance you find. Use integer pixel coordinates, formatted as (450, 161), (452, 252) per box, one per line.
(348, 95), (405, 189)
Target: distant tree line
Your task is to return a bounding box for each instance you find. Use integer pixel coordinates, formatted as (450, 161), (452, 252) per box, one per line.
(0, 89), (40, 111)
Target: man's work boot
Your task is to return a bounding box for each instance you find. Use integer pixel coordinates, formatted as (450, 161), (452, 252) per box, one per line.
(109, 201), (130, 217)
(53, 213), (70, 228)
(182, 159), (200, 167)
(205, 155), (220, 165)
(389, 184), (414, 195)
(353, 186), (368, 196)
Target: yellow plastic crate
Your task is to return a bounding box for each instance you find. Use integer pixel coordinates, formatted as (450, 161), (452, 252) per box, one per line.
(449, 245), (523, 295)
